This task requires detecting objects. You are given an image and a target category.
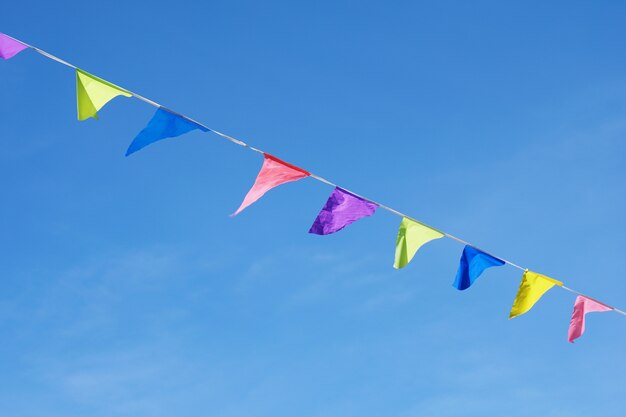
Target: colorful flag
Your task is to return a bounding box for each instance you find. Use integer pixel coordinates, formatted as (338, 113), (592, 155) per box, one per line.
(233, 153), (310, 216)
(309, 187), (377, 235)
(509, 270), (562, 319)
(126, 107), (209, 156)
(453, 246), (504, 290)
(568, 295), (612, 343)
(0, 33), (28, 59)
(76, 69), (131, 120)
(393, 217), (444, 269)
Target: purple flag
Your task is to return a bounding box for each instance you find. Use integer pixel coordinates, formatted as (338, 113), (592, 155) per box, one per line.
(309, 187), (378, 235)
(0, 33), (28, 60)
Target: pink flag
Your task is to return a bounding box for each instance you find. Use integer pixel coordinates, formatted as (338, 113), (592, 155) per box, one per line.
(568, 295), (612, 343)
(0, 33), (28, 60)
(233, 153), (310, 216)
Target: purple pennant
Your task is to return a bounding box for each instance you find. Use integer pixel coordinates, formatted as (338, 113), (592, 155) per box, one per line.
(309, 187), (378, 235)
(0, 33), (28, 60)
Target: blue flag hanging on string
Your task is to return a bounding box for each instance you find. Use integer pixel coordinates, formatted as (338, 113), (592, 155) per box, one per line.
(126, 107), (209, 156)
(453, 245), (505, 290)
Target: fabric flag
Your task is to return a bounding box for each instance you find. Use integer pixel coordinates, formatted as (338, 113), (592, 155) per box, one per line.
(309, 187), (377, 235)
(509, 270), (562, 319)
(568, 295), (612, 343)
(0, 33), (28, 59)
(126, 107), (209, 156)
(393, 217), (444, 269)
(232, 153), (310, 216)
(76, 69), (132, 120)
(453, 245), (504, 290)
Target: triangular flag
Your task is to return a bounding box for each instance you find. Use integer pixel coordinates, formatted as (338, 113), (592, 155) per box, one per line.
(0, 33), (28, 60)
(126, 107), (209, 156)
(453, 245), (504, 290)
(232, 153), (310, 216)
(568, 295), (612, 343)
(509, 270), (562, 319)
(76, 69), (131, 120)
(309, 187), (377, 235)
(393, 217), (444, 269)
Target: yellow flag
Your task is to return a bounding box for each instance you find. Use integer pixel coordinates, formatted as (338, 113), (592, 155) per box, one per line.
(509, 270), (562, 319)
(76, 69), (131, 120)
(393, 217), (444, 269)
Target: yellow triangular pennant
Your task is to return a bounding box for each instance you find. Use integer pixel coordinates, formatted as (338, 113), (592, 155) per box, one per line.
(76, 69), (131, 120)
(393, 217), (444, 269)
(509, 270), (562, 319)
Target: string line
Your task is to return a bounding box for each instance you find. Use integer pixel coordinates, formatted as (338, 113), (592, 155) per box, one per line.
(10, 35), (624, 317)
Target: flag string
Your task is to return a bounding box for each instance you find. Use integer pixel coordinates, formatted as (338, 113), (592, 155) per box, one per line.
(6, 33), (625, 318)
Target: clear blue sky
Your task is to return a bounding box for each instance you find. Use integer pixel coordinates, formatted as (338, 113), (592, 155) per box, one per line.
(2, 1), (625, 416)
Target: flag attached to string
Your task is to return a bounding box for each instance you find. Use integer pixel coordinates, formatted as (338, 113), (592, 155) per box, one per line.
(568, 296), (612, 343)
(232, 153), (310, 216)
(126, 107), (209, 156)
(76, 69), (131, 120)
(394, 217), (443, 269)
(0, 33), (28, 60)
(453, 246), (504, 290)
(309, 187), (377, 235)
(509, 270), (562, 319)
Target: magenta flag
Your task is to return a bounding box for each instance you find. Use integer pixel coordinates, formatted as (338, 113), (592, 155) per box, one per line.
(0, 33), (28, 60)
(232, 153), (310, 216)
(568, 295), (612, 343)
(309, 187), (377, 235)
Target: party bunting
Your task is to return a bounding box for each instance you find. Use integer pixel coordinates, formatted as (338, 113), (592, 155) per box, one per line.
(568, 296), (612, 343)
(309, 187), (377, 235)
(509, 270), (562, 319)
(76, 69), (132, 121)
(453, 246), (504, 290)
(0, 33), (28, 60)
(233, 153), (310, 216)
(126, 107), (209, 156)
(3, 32), (625, 345)
(393, 217), (444, 269)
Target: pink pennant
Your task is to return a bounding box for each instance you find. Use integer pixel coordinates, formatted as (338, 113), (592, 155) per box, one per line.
(232, 153), (310, 216)
(568, 295), (612, 343)
(0, 33), (28, 60)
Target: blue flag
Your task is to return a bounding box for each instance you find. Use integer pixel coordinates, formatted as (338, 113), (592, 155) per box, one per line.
(126, 107), (209, 156)
(453, 246), (505, 290)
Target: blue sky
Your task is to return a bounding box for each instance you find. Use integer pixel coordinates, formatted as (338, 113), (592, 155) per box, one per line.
(1, 1), (626, 416)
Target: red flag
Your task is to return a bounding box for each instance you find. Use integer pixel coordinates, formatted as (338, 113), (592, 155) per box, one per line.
(233, 153), (310, 216)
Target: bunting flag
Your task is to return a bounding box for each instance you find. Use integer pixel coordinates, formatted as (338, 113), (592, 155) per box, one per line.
(3, 33), (625, 345)
(568, 296), (613, 343)
(509, 270), (562, 319)
(76, 69), (132, 120)
(0, 33), (28, 59)
(309, 187), (377, 235)
(233, 153), (310, 216)
(393, 217), (444, 269)
(453, 246), (505, 290)
(126, 107), (209, 156)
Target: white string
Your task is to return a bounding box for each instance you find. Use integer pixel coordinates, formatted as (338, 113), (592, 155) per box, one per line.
(313, 174), (525, 270)
(10, 34), (625, 319)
